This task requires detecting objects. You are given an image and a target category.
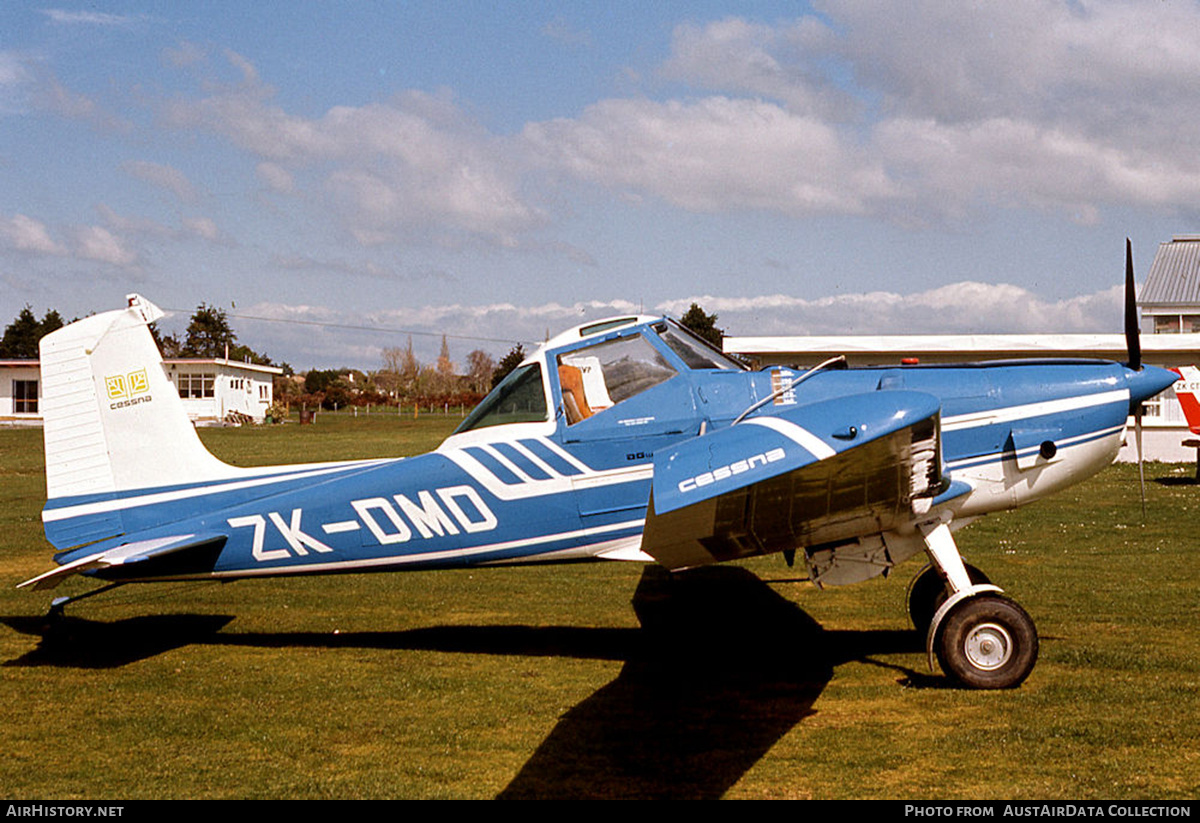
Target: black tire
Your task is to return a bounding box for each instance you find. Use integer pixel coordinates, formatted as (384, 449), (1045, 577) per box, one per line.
(907, 562), (991, 633)
(935, 594), (1038, 689)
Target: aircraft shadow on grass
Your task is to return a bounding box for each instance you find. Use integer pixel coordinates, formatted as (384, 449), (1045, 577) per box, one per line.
(1, 613), (235, 668)
(495, 565), (925, 799)
(2, 565), (929, 798)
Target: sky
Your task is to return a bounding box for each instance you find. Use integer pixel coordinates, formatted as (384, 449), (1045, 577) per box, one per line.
(3, 1), (1200, 370)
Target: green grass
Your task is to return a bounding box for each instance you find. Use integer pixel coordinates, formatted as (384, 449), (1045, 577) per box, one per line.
(1, 418), (1198, 798)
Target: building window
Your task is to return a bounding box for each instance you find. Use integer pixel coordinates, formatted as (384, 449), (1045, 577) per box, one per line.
(1154, 315), (1181, 334)
(1185, 315), (1200, 333)
(13, 380), (37, 413)
(176, 373), (215, 399)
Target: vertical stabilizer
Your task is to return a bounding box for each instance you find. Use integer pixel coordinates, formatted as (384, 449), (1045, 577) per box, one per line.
(41, 294), (241, 503)
(1173, 366), (1200, 434)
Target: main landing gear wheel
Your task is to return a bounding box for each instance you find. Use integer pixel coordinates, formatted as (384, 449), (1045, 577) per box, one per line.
(907, 563), (991, 634)
(935, 594), (1038, 689)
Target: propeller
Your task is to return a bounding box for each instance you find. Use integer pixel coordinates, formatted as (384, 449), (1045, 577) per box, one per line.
(1125, 238), (1142, 371)
(1124, 238), (1147, 517)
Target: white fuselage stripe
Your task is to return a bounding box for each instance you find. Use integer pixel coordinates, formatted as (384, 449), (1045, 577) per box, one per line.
(210, 518), (646, 578)
(43, 459), (393, 523)
(946, 424), (1125, 471)
(478, 444), (537, 483)
(941, 389), (1128, 432)
(741, 417), (837, 460)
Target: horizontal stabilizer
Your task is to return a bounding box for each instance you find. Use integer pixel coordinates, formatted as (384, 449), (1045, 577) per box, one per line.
(18, 532), (227, 591)
(642, 391), (942, 570)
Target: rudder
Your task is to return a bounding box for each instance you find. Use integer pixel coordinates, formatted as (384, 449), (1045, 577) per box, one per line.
(40, 295), (242, 546)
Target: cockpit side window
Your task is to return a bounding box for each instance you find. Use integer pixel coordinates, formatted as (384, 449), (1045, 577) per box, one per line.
(454, 363), (547, 433)
(655, 322), (745, 370)
(557, 334), (677, 425)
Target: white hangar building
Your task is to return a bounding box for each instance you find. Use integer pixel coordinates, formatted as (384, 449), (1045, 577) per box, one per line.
(1, 357), (281, 425)
(725, 236), (1200, 464)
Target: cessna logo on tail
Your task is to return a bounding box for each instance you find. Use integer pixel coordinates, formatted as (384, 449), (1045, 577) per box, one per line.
(105, 369), (151, 410)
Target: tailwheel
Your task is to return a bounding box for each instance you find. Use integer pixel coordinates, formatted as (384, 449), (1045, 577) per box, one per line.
(907, 562), (991, 634)
(935, 594), (1038, 689)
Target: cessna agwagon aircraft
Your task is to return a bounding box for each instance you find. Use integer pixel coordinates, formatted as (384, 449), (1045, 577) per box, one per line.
(20, 248), (1177, 689)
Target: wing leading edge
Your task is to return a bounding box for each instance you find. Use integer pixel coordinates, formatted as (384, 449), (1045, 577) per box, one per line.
(641, 391), (943, 571)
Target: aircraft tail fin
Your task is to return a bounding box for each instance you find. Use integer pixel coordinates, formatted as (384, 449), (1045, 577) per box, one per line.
(40, 295), (242, 546)
(1171, 366), (1200, 434)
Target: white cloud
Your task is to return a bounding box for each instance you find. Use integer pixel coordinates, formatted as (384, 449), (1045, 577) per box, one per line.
(163, 60), (542, 246)
(657, 282), (1123, 336)
(147, 8), (1200, 251)
(660, 17), (851, 119)
(524, 96), (891, 215)
(533, 4), (1200, 224)
(122, 160), (197, 202)
(182, 216), (220, 241)
(40, 9), (139, 27)
(541, 17), (592, 48)
(225, 282), (1124, 370)
(0, 51), (31, 90)
(256, 161), (294, 194)
(35, 75), (130, 131)
(73, 226), (136, 266)
(0, 214), (65, 255)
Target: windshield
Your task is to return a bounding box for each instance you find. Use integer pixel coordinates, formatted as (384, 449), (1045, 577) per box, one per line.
(455, 363), (548, 433)
(655, 321), (745, 370)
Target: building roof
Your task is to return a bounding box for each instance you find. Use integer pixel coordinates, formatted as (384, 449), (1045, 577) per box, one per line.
(1, 358), (282, 374)
(1140, 235), (1200, 307)
(164, 358), (283, 375)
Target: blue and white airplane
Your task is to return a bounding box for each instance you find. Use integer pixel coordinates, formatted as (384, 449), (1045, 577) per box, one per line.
(19, 252), (1177, 689)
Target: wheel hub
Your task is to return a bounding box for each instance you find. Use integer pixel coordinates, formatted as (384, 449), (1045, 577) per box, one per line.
(964, 622), (1013, 670)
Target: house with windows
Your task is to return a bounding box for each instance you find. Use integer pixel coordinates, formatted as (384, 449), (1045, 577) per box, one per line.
(0, 360), (41, 422)
(2, 357), (281, 425)
(1139, 235), (1200, 335)
(163, 358), (282, 423)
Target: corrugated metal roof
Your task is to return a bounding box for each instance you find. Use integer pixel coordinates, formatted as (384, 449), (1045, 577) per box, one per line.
(1140, 237), (1200, 306)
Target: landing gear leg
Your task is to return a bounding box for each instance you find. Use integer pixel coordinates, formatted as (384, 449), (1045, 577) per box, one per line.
(917, 520), (1038, 689)
(46, 582), (126, 618)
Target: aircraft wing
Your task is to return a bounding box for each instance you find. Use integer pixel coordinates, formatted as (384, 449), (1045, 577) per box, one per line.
(641, 391), (943, 571)
(18, 532), (227, 591)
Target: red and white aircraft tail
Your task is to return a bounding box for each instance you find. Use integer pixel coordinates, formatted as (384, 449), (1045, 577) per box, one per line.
(1171, 365), (1200, 434)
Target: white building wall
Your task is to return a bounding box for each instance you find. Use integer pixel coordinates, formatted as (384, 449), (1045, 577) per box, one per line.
(165, 360), (277, 423)
(0, 363), (42, 420)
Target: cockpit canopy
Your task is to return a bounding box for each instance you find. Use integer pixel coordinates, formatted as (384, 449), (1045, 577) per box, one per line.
(454, 317), (744, 435)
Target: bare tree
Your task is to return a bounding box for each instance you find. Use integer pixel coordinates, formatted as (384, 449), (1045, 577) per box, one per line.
(466, 349), (495, 394)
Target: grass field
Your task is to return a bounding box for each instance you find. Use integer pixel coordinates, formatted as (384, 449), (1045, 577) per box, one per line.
(1, 417), (1197, 799)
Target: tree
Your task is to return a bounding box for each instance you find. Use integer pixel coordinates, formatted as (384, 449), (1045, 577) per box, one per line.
(679, 303), (723, 348)
(0, 307), (66, 358)
(183, 303), (237, 358)
(492, 344), (526, 387)
(432, 335), (457, 394)
(466, 349), (495, 394)
(304, 369), (342, 395)
(163, 303), (274, 365)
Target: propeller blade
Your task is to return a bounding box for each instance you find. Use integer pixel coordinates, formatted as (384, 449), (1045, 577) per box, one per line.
(1136, 405), (1146, 520)
(1125, 238), (1142, 371)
